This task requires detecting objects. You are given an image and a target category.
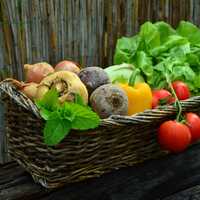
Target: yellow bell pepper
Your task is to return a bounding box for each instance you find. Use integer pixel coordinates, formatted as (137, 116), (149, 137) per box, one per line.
(118, 69), (152, 115)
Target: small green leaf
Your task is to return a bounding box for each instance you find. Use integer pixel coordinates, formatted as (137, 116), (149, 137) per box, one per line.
(58, 103), (76, 121)
(35, 88), (60, 111)
(44, 119), (71, 146)
(74, 93), (85, 106)
(69, 104), (100, 130)
(40, 109), (52, 120)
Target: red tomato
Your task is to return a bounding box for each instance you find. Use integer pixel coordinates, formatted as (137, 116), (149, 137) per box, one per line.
(168, 97), (176, 104)
(158, 120), (191, 153)
(172, 81), (190, 100)
(152, 89), (172, 108)
(152, 95), (159, 108)
(185, 112), (200, 142)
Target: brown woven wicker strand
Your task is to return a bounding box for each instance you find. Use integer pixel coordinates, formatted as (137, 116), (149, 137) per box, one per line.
(1, 79), (200, 188)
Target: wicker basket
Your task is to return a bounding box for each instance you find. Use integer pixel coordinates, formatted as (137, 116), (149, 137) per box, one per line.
(1, 79), (200, 188)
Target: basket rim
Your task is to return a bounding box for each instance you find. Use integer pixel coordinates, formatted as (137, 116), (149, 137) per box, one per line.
(1, 78), (200, 127)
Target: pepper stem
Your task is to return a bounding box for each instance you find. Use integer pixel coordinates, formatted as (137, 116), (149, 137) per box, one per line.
(129, 68), (140, 86)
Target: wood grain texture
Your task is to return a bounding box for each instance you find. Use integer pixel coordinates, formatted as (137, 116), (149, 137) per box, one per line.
(1, 143), (200, 200)
(0, 0), (200, 79)
(162, 185), (200, 200)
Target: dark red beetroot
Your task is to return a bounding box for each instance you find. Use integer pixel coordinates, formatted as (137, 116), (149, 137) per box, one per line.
(79, 66), (110, 94)
(90, 84), (128, 118)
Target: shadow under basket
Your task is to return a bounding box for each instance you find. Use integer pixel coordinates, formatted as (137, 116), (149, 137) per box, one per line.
(1, 79), (200, 188)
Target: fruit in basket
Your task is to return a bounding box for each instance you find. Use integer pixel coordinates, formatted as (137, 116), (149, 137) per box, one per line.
(185, 112), (200, 142)
(158, 120), (191, 153)
(24, 62), (54, 83)
(90, 84), (128, 118)
(152, 89), (172, 108)
(21, 82), (38, 100)
(55, 60), (80, 74)
(172, 81), (190, 100)
(79, 66), (110, 94)
(35, 71), (88, 104)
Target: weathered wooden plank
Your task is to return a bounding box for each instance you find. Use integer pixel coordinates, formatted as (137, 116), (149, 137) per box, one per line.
(162, 185), (200, 200)
(0, 102), (6, 164)
(0, 22), (4, 71)
(1, 144), (200, 200)
(4, 0), (23, 80)
(1, 0), (200, 69)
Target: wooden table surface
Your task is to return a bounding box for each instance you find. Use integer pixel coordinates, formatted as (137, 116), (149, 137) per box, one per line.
(1, 143), (200, 200)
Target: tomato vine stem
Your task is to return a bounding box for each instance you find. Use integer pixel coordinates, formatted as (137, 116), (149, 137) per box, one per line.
(165, 74), (182, 122)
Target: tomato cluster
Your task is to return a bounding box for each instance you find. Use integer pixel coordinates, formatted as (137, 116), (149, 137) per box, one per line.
(152, 81), (190, 108)
(158, 113), (200, 153)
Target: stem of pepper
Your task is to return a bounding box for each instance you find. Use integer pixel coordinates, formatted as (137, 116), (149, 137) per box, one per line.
(165, 74), (182, 122)
(129, 68), (140, 86)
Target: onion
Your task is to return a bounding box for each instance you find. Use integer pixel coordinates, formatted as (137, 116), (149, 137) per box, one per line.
(24, 62), (54, 83)
(55, 60), (80, 74)
(21, 82), (38, 100)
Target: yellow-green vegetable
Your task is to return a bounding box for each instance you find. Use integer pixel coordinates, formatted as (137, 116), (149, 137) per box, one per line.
(104, 63), (144, 84)
(119, 69), (152, 115)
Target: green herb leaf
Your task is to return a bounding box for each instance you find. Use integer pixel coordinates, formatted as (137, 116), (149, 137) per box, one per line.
(39, 108), (52, 120)
(63, 103), (101, 130)
(74, 93), (85, 106)
(35, 88), (60, 112)
(44, 119), (71, 146)
(35, 89), (100, 146)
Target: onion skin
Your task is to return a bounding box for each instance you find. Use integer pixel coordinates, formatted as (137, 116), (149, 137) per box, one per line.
(55, 60), (80, 74)
(24, 62), (54, 83)
(21, 82), (38, 100)
(35, 71), (88, 104)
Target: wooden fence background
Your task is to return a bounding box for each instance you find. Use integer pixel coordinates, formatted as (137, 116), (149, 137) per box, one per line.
(1, 0), (200, 163)
(1, 0), (200, 80)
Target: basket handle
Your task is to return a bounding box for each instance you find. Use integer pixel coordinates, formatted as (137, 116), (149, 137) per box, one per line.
(0, 79), (41, 118)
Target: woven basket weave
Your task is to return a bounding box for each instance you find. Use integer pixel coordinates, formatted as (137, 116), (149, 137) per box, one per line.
(1, 79), (200, 188)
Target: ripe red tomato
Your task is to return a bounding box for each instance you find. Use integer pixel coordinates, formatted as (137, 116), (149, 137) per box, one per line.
(158, 120), (191, 153)
(172, 81), (190, 100)
(168, 97), (176, 104)
(185, 112), (200, 142)
(152, 89), (172, 108)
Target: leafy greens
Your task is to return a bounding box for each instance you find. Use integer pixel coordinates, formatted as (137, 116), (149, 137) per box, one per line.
(35, 89), (100, 146)
(114, 21), (200, 95)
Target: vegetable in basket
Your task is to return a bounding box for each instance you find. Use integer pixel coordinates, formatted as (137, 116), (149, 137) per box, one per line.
(35, 71), (88, 104)
(90, 84), (128, 118)
(152, 89), (172, 108)
(118, 69), (152, 115)
(104, 63), (144, 84)
(79, 66), (110, 94)
(35, 89), (100, 146)
(21, 82), (38, 100)
(113, 21), (200, 95)
(24, 62), (54, 83)
(55, 60), (81, 74)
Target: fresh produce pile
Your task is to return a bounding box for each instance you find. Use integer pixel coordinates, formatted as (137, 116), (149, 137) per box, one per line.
(15, 60), (131, 146)
(113, 21), (200, 95)
(6, 21), (200, 154)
